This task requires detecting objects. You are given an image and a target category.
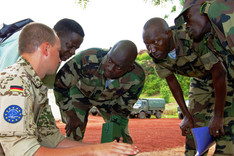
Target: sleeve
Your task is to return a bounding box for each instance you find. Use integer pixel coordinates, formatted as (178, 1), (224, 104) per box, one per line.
(37, 104), (65, 148)
(54, 58), (82, 112)
(199, 52), (220, 71)
(155, 63), (173, 79)
(194, 36), (221, 71)
(0, 77), (40, 155)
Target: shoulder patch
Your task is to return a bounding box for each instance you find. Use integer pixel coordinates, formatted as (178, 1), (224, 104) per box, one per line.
(4, 105), (23, 123)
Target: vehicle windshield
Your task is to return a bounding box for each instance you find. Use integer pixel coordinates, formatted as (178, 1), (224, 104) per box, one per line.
(133, 101), (142, 109)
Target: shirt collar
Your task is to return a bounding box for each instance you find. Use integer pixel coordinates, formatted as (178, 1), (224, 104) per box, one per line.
(17, 56), (43, 88)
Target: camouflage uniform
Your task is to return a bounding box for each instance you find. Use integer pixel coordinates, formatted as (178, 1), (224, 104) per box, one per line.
(175, 0), (234, 55)
(0, 57), (64, 155)
(173, 0), (234, 155)
(201, 0), (234, 54)
(54, 48), (145, 143)
(153, 28), (234, 155)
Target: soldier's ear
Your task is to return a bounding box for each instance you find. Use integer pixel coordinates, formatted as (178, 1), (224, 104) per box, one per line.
(40, 42), (50, 56)
(167, 30), (172, 38)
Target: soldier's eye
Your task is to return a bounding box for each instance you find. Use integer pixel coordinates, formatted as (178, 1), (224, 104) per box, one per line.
(116, 66), (121, 70)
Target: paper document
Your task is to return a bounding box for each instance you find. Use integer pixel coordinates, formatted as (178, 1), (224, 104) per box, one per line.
(191, 126), (215, 156)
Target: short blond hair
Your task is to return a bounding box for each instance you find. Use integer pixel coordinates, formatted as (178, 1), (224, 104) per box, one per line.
(19, 22), (56, 55)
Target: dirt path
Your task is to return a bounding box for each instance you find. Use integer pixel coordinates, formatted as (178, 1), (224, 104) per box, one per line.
(56, 115), (215, 155)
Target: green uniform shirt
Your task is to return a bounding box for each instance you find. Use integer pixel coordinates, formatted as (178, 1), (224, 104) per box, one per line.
(154, 29), (221, 79)
(201, 0), (234, 54)
(0, 57), (64, 156)
(54, 48), (145, 116)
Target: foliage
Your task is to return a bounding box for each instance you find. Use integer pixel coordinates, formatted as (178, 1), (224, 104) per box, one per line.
(136, 50), (155, 76)
(175, 74), (190, 98)
(74, 0), (185, 12)
(75, 0), (90, 9)
(143, 74), (162, 96)
(143, 0), (185, 19)
(136, 51), (190, 103)
(159, 80), (171, 103)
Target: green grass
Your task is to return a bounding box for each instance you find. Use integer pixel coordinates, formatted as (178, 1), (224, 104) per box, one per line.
(162, 103), (179, 118)
(162, 114), (179, 118)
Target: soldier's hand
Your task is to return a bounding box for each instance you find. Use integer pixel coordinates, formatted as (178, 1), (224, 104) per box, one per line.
(180, 115), (194, 136)
(209, 116), (225, 137)
(91, 140), (139, 156)
(65, 110), (82, 141)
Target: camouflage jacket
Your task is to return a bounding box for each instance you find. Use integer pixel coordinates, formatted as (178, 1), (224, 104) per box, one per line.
(153, 28), (233, 80)
(0, 57), (64, 156)
(54, 48), (145, 116)
(201, 0), (234, 54)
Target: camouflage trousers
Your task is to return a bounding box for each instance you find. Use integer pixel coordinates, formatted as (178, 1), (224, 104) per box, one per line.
(185, 77), (234, 156)
(60, 103), (133, 144)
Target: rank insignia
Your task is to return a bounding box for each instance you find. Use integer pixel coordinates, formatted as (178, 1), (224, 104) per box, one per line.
(4, 105), (23, 123)
(10, 85), (23, 92)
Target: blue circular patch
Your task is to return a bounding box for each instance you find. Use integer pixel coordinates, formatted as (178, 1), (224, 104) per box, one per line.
(4, 105), (23, 123)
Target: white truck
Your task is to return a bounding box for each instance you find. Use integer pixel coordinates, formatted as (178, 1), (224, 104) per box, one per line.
(130, 98), (165, 119)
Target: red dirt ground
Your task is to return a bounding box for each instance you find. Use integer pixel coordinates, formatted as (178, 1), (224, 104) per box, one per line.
(56, 115), (216, 155)
(56, 115), (185, 152)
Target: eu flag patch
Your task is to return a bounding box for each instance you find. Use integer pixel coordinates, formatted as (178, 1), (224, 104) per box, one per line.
(4, 105), (23, 123)
(10, 85), (23, 92)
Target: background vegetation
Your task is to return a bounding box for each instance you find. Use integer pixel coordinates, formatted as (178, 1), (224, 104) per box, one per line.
(75, 0), (185, 19)
(136, 50), (190, 104)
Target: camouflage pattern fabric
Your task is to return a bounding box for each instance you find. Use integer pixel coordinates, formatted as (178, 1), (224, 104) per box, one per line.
(186, 77), (234, 156)
(54, 48), (145, 143)
(153, 29), (221, 79)
(175, 0), (234, 55)
(0, 57), (64, 155)
(201, 0), (234, 54)
(152, 28), (234, 155)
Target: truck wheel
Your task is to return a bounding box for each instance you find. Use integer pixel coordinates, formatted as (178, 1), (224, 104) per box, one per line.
(146, 114), (151, 118)
(178, 113), (184, 119)
(91, 112), (97, 116)
(155, 111), (161, 119)
(138, 112), (146, 119)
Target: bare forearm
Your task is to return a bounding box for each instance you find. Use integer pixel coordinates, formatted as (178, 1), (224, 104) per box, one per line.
(166, 74), (190, 117)
(57, 138), (93, 148)
(34, 141), (139, 156)
(211, 62), (227, 118)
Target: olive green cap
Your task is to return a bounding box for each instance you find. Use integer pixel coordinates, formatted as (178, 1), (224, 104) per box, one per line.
(174, 0), (209, 28)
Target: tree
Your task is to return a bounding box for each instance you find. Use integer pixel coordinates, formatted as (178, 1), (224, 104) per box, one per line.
(75, 0), (90, 9)
(143, 0), (185, 19)
(136, 50), (190, 102)
(75, 0), (185, 14)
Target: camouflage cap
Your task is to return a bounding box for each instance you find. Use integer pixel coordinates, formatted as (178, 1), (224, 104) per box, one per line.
(174, 0), (209, 27)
